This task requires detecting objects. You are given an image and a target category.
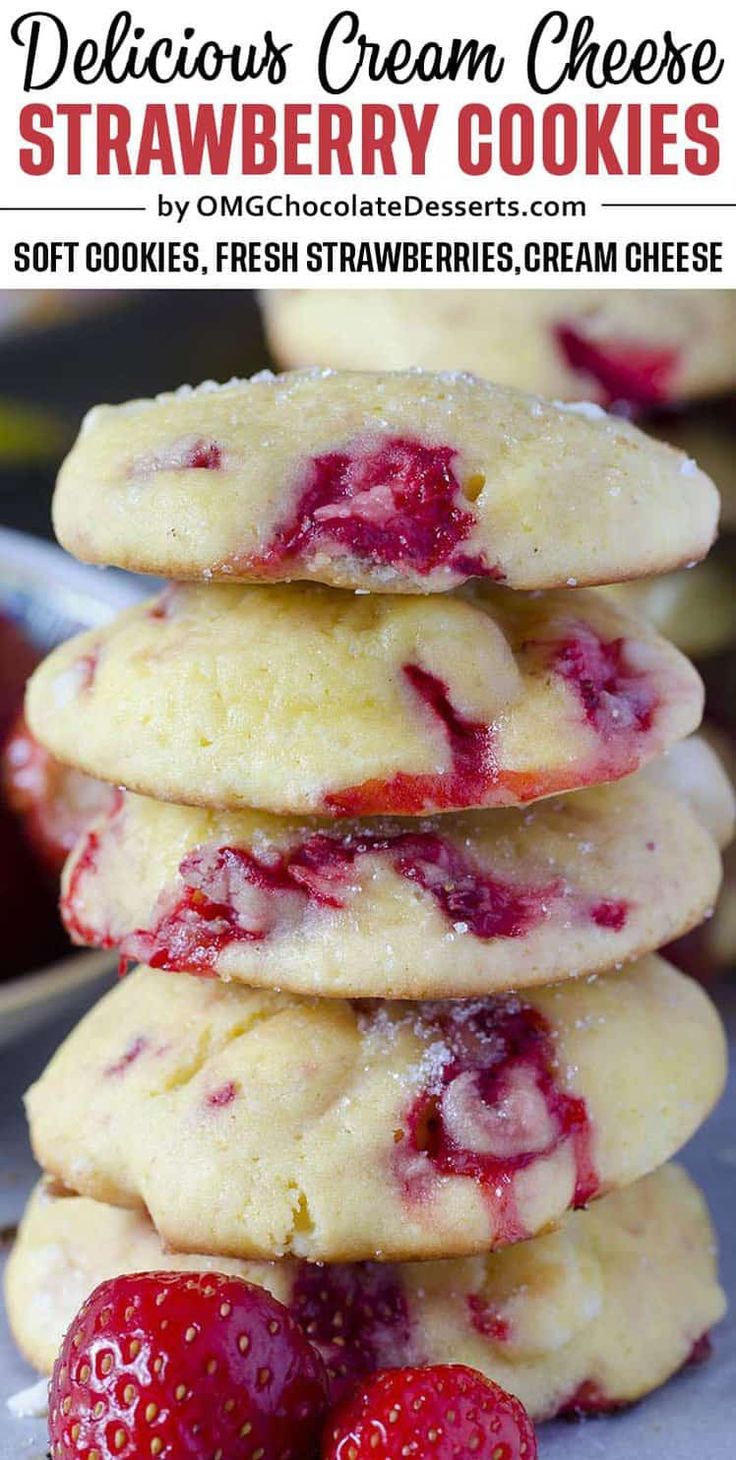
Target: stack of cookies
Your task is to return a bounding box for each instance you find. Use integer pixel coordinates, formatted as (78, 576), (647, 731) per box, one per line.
(7, 368), (730, 1423)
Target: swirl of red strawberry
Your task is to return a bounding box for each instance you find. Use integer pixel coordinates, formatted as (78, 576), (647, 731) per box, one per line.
(48, 1271), (328, 1460)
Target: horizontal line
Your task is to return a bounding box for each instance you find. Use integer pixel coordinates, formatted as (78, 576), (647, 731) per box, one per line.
(602, 202), (735, 208)
(2, 206), (148, 213)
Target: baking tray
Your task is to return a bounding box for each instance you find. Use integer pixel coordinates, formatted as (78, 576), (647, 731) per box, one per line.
(0, 981), (733, 1458)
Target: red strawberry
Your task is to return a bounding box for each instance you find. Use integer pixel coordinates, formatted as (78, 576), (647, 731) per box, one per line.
(48, 1271), (328, 1460)
(322, 1364), (537, 1460)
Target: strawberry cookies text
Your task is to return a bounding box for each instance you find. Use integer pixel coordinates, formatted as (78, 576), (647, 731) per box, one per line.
(9, 9), (725, 179)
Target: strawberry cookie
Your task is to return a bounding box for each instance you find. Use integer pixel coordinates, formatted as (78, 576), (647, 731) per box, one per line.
(59, 775), (721, 1000)
(25, 957), (725, 1263)
(51, 369), (718, 594)
(7, 1166), (724, 1422)
(262, 291), (736, 409)
(2, 717), (117, 875)
(26, 582), (704, 817)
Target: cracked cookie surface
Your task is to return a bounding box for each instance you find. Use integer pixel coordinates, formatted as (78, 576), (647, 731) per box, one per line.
(25, 958), (726, 1263)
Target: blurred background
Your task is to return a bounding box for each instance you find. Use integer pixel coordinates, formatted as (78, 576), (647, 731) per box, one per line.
(0, 292), (269, 538)
(0, 291), (271, 996)
(0, 287), (733, 994)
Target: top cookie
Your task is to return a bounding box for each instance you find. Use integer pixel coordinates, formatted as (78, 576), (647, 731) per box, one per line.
(262, 292), (736, 410)
(52, 369), (718, 595)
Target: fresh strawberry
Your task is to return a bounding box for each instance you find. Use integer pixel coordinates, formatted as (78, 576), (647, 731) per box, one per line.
(322, 1364), (538, 1460)
(48, 1271), (328, 1460)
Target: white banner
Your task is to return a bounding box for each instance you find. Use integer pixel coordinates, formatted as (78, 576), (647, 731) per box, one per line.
(0, 0), (733, 287)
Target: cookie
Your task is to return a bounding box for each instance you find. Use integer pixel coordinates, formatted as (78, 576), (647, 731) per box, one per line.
(59, 774), (721, 1000)
(51, 370), (718, 594)
(7, 1166), (723, 1422)
(26, 582), (704, 818)
(25, 957), (726, 1263)
(2, 717), (116, 875)
(262, 291), (736, 408)
(600, 545), (736, 659)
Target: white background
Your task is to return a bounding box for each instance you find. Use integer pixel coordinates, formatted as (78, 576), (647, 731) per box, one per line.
(0, 0), (734, 287)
